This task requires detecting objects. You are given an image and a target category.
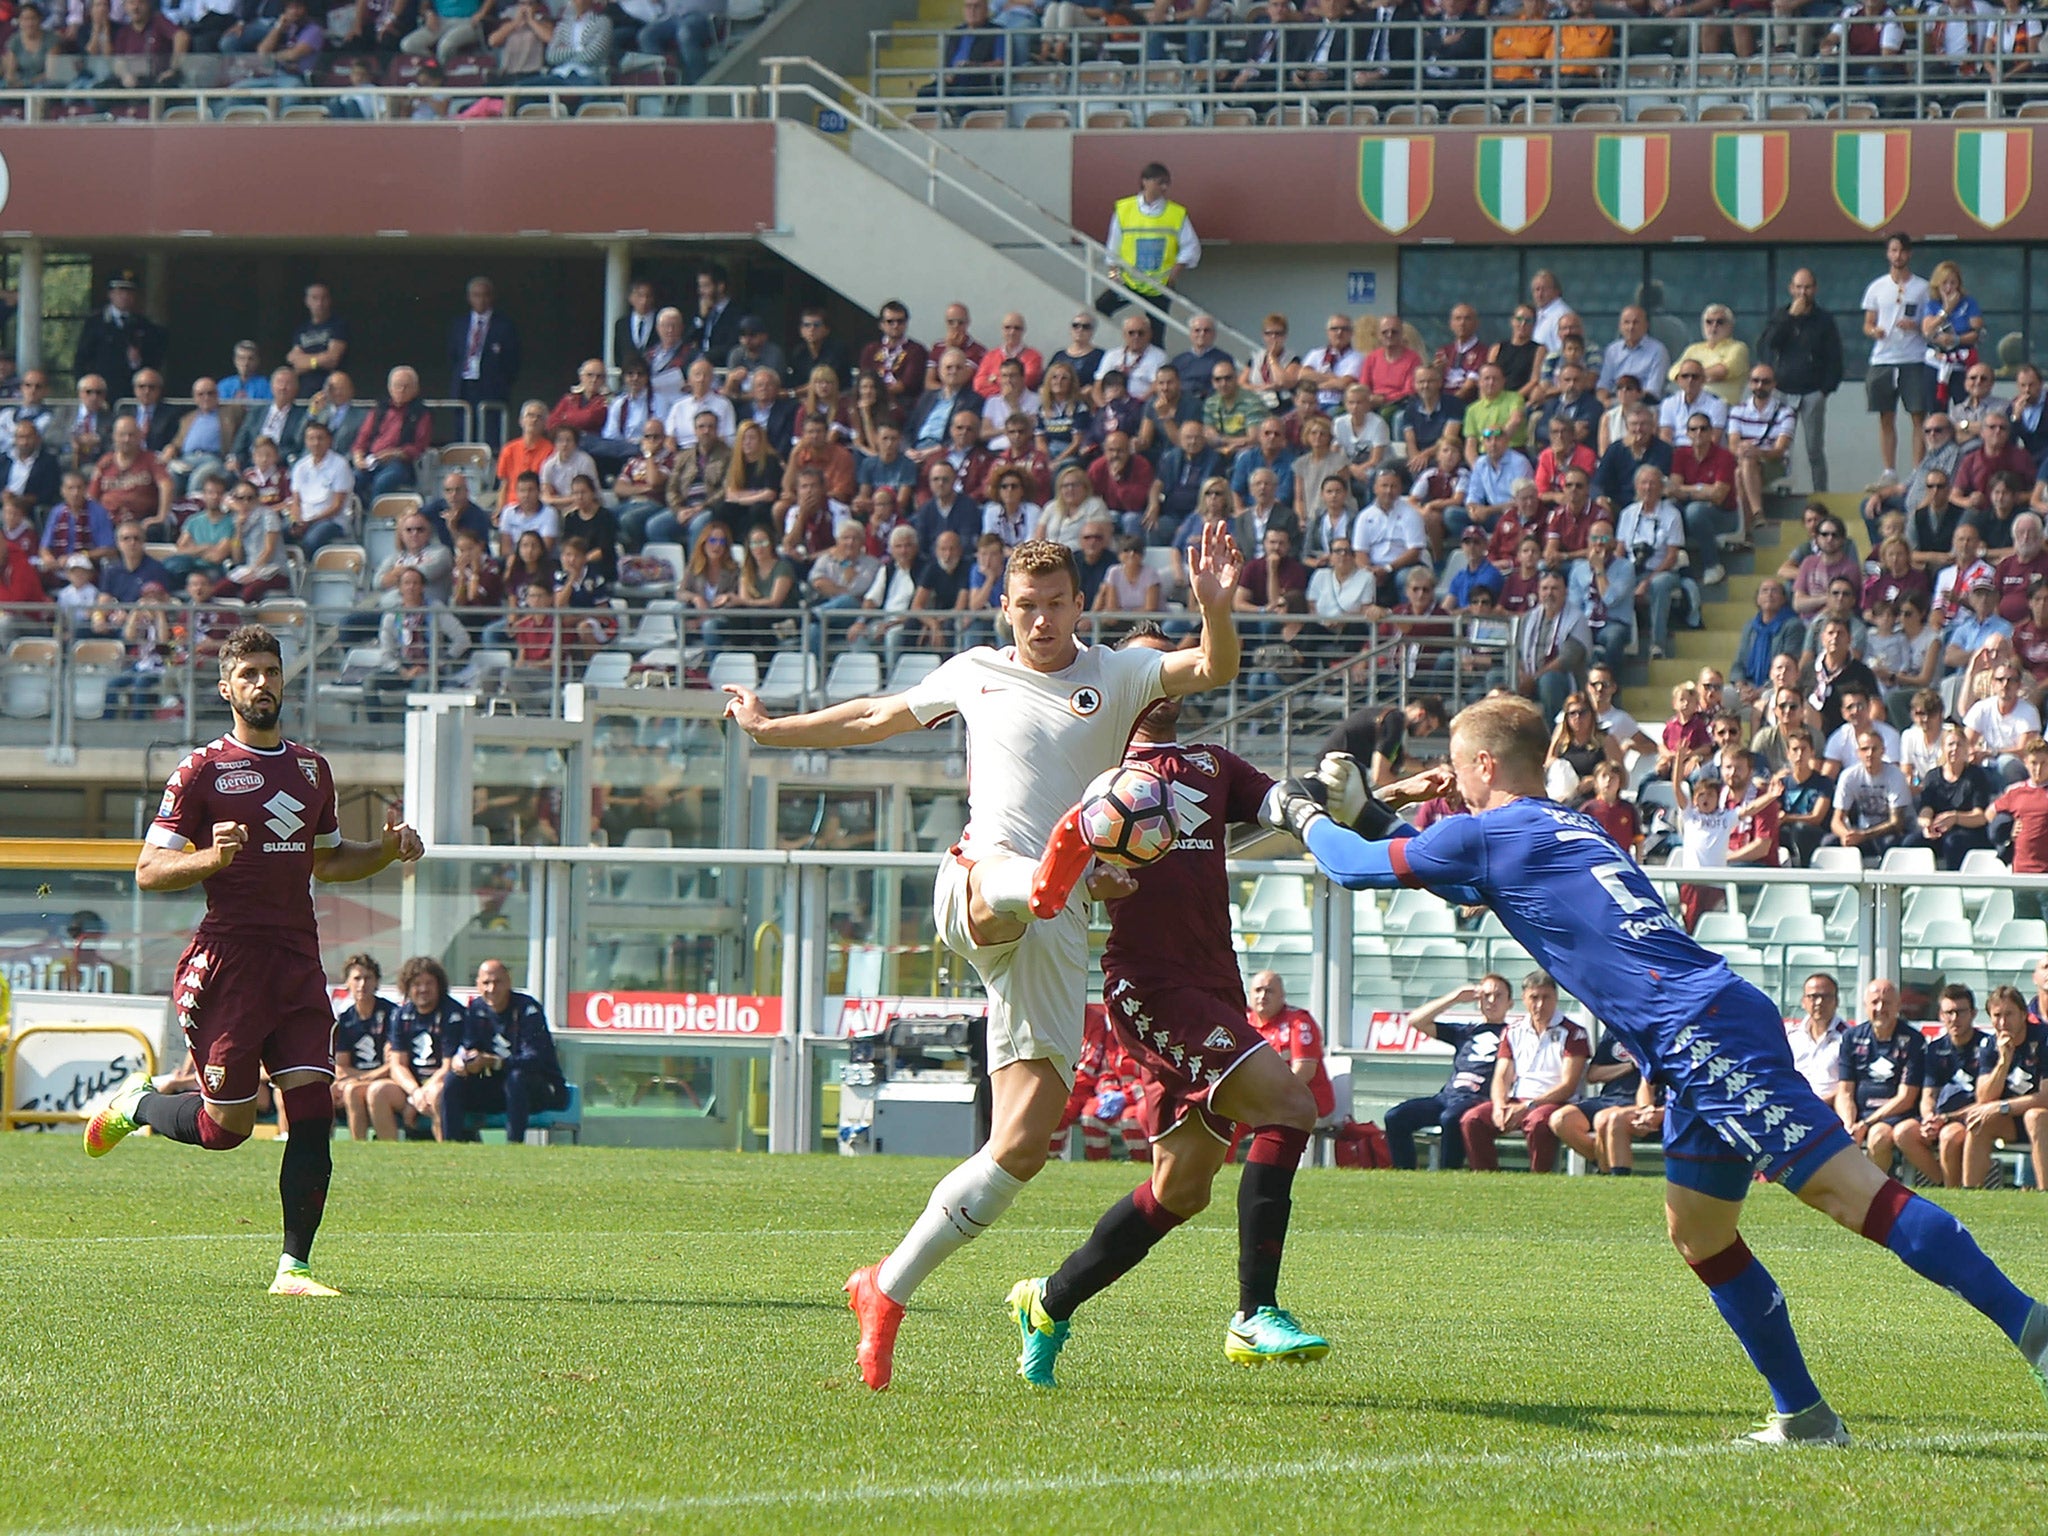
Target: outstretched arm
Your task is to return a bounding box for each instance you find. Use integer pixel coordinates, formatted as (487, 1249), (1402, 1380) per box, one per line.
(723, 685), (922, 748)
(314, 805), (425, 884)
(1159, 517), (1243, 698)
(1300, 811), (1487, 908)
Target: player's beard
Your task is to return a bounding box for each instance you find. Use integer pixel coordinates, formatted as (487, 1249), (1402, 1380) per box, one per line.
(233, 693), (282, 732)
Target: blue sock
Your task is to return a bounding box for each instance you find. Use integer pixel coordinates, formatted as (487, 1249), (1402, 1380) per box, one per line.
(1690, 1237), (1823, 1416)
(1865, 1180), (2036, 1345)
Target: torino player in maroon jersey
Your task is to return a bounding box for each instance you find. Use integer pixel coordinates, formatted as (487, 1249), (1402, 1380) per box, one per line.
(84, 625), (425, 1297)
(1006, 623), (1339, 1385)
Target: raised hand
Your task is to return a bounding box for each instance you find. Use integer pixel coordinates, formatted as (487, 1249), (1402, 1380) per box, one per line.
(722, 683), (767, 738)
(381, 803), (425, 864)
(1188, 517), (1243, 611)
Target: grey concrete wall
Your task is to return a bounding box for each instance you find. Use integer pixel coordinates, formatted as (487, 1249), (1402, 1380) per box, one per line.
(704, 0), (928, 88)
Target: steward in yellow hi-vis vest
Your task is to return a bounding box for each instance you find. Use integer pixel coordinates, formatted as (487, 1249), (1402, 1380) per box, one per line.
(1097, 161), (1203, 342)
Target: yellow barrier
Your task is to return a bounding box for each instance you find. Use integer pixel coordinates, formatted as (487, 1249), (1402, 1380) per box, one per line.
(4, 1024), (158, 1132)
(0, 839), (144, 872)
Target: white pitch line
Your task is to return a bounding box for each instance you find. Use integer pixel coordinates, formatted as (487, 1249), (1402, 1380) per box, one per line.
(13, 1430), (2048, 1536)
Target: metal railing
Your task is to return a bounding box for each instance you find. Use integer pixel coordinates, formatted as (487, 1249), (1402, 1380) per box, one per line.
(0, 595), (1516, 759)
(0, 78), (760, 122)
(871, 17), (2048, 123)
(760, 54), (1261, 359)
(407, 843), (2048, 1152)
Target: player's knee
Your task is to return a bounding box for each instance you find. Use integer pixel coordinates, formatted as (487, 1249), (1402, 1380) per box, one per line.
(991, 1142), (1049, 1182)
(1271, 1073), (1316, 1131)
(1151, 1163), (1211, 1217)
(196, 1109), (250, 1150)
(281, 1083), (333, 1126)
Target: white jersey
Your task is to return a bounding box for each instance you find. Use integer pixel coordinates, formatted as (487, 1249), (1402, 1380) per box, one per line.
(905, 643), (1169, 862)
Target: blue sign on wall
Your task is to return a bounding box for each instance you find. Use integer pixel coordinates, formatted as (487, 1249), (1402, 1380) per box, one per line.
(1347, 270), (1378, 305)
(817, 108), (848, 133)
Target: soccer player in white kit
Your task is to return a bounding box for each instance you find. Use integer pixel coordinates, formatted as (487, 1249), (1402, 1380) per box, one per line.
(723, 531), (1242, 1389)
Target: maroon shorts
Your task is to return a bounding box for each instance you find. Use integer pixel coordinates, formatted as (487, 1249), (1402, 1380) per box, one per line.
(173, 937), (336, 1104)
(1102, 971), (1269, 1144)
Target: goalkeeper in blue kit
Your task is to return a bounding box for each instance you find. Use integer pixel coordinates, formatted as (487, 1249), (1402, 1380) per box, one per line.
(1261, 693), (2048, 1446)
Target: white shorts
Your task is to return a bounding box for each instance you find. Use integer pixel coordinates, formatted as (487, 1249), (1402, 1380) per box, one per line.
(934, 853), (1086, 1084)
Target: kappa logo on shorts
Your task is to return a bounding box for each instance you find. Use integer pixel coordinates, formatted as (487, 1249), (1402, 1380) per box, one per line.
(1069, 685), (1102, 716)
(214, 769), (265, 795)
(1202, 1026), (1236, 1051)
(203, 1064), (224, 1093)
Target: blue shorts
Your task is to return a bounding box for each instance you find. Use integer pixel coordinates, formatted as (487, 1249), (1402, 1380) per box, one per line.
(1656, 979), (1856, 1202)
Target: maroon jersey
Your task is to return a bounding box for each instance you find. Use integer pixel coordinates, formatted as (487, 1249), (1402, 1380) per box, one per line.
(1103, 741), (1272, 995)
(146, 736), (339, 958)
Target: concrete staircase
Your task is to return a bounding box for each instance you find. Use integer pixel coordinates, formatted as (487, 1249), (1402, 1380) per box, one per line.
(1637, 490), (1866, 698)
(857, 0), (950, 97)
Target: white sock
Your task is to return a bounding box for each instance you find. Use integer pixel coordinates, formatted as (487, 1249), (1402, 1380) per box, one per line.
(876, 1150), (1027, 1303)
(976, 855), (1039, 919)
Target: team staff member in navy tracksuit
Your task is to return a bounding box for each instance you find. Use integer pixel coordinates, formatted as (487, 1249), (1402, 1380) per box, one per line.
(441, 958), (567, 1144)
(1381, 977), (1508, 1170)
(332, 952), (403, 1141)
(1262, 693), (2048, 1446)
(386, 955), (470, 1141)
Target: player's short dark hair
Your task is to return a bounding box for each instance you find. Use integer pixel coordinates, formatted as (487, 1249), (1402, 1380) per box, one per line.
(1003, 538), (1080, 597)
(1408, 695), (1447, 730)
(396, 954), (449, 1000)
(344, 953), (381, 981)
(1117, 619), (1170, 648)
(1940, 982), (1976, 1009)
(216, 624), (281, 679)
(1140, 161), (1170, 182)
(1988, 982), (2027, 1014)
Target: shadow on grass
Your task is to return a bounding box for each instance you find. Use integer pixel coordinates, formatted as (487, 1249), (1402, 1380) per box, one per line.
(347, 1287), (848, 1312)
(1284, 1396), (1914, 1434)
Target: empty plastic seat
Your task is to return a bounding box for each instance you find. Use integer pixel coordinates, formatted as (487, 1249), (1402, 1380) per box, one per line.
(824, 650), (883, 705)
(885, 652), (941, 692)
(1879, 846), (1936, 875)
(1746, 883), (1813, 941)
(2, 638), (60, 720)
(756, 651), (817, 708)
(1242, 874), (1309, 926)
(581, 651), (633, 689)
(1693, 911), (1749, 947)
(1902, 887), (1967, 944)
(705, 651), (758, 692)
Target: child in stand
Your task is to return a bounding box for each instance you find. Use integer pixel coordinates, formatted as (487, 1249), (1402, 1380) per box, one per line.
(55, 553), (101, 619)
(1677, 773), (1740, 931)
(1658, 679), (1710, 777)
(1584, 758), (1641, 858)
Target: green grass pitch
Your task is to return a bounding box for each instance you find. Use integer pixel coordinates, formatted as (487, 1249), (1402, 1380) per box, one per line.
(3, 1135), (2045, 1535)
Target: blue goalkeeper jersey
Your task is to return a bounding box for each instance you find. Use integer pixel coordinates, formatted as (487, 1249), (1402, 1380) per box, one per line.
(1307, 798), (1743, 1066)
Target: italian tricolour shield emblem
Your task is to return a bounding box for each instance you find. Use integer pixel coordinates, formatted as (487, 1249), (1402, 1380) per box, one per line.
(1710, 131), (1790, 231)
(1832, 129), (1910, 230)
(1474, 135), (1552, 234)
(1592, 134), (1669, 234)
(1357, 136), (1434, 235)
(1954, 129), (2031, 229)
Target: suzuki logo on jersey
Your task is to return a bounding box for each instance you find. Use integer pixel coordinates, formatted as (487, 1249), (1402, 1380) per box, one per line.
(1069, 686), (1102, 716)
(1170, 780), (1213, 840)
(1867, 1055), (1897, 1082)
(2010, 1066), (2036, 1095)
(263, 790), (307, 847)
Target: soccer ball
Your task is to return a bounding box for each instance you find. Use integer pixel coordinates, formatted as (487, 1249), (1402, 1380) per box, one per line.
(1077, 763), (1179, 868)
